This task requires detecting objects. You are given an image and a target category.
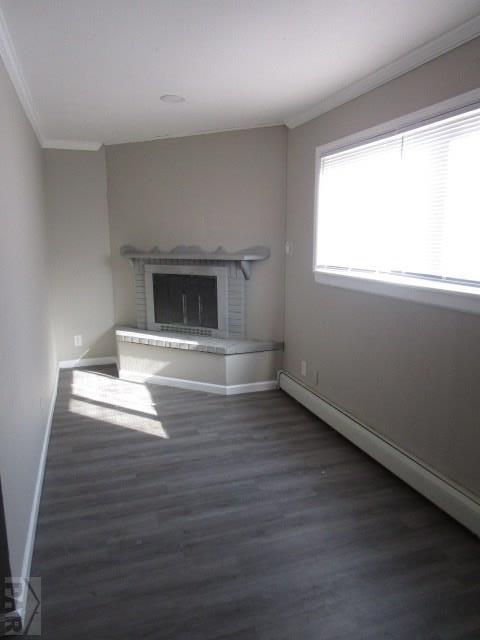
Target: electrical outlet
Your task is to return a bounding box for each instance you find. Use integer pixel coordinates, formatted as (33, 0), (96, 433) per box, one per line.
(285, 241), (293, 256)
(74, 334), (83, 347)
(301, 360), (307, 377)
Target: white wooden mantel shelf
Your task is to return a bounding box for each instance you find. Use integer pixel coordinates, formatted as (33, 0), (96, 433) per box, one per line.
(120, 244), (270, 279)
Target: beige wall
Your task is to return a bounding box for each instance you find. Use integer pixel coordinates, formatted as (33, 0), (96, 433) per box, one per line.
(284, 37), (480, 498)
(44, 149), (116, 361)
(106, 126), (287, 342)
(0, 58), (57, 578)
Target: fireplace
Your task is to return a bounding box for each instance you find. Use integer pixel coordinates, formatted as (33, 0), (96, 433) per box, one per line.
(145, 264), (229, 337)
(122, 244), (271, 339)
(118, 245), (282, 394)
(153, 274), (218, 328)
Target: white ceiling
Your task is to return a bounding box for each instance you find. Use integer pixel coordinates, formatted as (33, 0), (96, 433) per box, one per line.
(1, 0), (480, 149)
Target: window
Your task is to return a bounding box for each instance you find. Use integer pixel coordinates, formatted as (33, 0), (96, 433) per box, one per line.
(314, 101), (480, 313)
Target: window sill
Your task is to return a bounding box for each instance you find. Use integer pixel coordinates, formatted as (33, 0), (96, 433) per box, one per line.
(314, 269), (480, 315)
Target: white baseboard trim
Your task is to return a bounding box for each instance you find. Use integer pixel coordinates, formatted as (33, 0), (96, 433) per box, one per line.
(18, 367), (59, 623)
(226, 380), (278, 395)
(119, 369), (278, 395)
(58, 356), (117, 369)
(278, 371), (480, 538)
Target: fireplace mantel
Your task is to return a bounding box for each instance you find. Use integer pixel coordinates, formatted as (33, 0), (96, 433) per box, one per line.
(120, 244), (270, 279)
(122, 244), (271, 336)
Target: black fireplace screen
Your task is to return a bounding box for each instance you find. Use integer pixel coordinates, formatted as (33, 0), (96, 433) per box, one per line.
(152, 274), (218, 329)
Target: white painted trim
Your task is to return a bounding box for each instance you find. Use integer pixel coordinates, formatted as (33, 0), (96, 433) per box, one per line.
(285, 15), (480, 128)
(2, 0), (480, 147)
(314, 270), (480, 315)
(42, 139), (102, 151)
(58, 356), (117, 369)
(278, 371), (480, 538)
(0, 5), (44, 145)
(0, 6), (104, 151)
(17, 367), (59, 623)
(105, 122), (284, 146)
(226, 380), (278, 395)
(314, 89), (480, 159)
(119, 368), (277, 395)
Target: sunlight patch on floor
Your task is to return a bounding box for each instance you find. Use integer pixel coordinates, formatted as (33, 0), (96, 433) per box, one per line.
(70, 368), (158, 415)
(68, 369), (168, 437)
(68, 397), (169, 438)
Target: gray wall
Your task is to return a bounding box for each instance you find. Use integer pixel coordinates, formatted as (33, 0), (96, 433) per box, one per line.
(0, 58), (56, 578)
(106, 126), (287, 342)
(285, 37), (480, 498)
(44, 149), (116, 361)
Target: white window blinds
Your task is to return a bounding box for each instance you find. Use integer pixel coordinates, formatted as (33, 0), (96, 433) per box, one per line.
(315, 106), (480, 286)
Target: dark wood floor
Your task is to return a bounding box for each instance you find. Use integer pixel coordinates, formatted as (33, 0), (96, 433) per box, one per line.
(32, 365), (480, 639)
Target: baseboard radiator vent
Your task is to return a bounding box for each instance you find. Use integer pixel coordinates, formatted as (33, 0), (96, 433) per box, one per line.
(278, 371), (480, 538)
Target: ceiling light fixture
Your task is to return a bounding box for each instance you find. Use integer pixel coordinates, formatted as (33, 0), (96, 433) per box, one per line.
(160, 94), (186, 104)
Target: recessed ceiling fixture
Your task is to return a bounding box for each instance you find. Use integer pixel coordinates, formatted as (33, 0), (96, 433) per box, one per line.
(160, 94), (186, 104)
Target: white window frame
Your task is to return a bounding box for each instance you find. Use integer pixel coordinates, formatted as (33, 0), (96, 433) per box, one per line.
(313, 88), (480, 315)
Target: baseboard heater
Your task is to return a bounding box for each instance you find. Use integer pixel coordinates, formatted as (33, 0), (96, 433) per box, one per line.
(278, 371), (480, 538)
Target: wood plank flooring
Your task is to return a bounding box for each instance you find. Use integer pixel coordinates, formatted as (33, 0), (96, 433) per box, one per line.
(32, 365), (480, 639)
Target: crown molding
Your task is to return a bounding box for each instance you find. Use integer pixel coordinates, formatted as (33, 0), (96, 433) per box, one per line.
(284, 14), (480, 129)
(0, 6), (277, 151)
(2, 3), (480, 143)
(105, 122), (284, 146)
(42, 139), (103, 151)
(0, 5), (44, 144)
(0, 7), (102, 151)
